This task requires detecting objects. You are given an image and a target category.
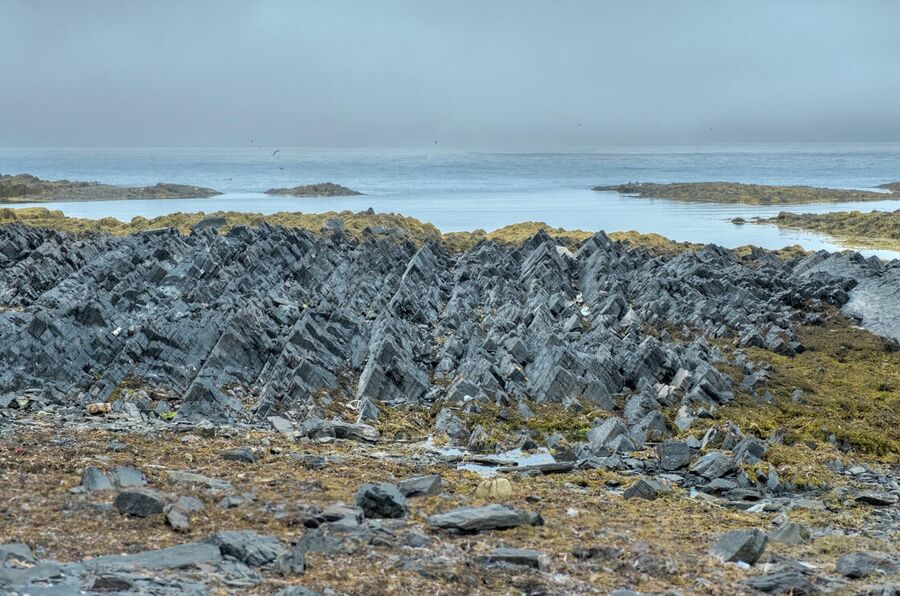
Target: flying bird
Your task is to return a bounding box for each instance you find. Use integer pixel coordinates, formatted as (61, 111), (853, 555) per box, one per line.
(272, 149), (281, 156)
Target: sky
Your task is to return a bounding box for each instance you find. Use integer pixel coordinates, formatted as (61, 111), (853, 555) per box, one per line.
(1, 0), (899, 147)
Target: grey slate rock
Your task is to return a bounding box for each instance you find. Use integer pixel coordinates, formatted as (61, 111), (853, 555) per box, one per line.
(691, 451), (738, 480)
(710, 528), (768, 565)
(165, 507), (190, 532)
(109, 466), (147, 488)
(855, 492), (899, 506)
(835, 551), (898, 579)
(0, 543), (36, 565)
(483, 547), (550, 570)
(623, 478), (662, 500)
(745, 570), (819, 594)
(84, 542), (222, 571)
(81, 466), (113, 491)
(207, 530), (285, 567)
(397, 474), (442, 498)
(656, 440), (692, 471)
(427, 504), (528, 532)
(114, 488), (166, 517)
(173, 495), (204, 513)
(769, 522), (811, 545)
(222, 447), (257, 464)
(354, 483), (408, 519)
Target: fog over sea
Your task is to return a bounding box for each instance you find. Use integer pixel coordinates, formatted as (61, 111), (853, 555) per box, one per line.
(3, 144), (899, 258)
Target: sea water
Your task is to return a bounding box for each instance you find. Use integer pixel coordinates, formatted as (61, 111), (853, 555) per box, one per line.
(2, 144), (899, 258)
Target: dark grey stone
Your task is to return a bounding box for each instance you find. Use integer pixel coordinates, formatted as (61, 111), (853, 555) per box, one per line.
(835, 552), (898, 579)
(745, 570), (818, 594)
(710, 528), (768, 565)
(426, 504), (527, 532)
(354, 483), (408, 519)
(483, 547), (549, 570)
(691, 451), (738, 480)
(221, 447), (257, 464)
(656, 440), (692, 471)
(114, 489), (166, 517)
(623, 478), (662, 500)
(397, 474), (442, 498)
(207, 530), (285, 567)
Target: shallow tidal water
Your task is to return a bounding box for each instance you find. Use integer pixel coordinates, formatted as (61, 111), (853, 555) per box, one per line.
(3, 144), (899, 258)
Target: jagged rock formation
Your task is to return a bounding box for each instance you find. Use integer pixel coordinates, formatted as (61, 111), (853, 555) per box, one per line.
(0, 173), (221, 202)
(0, 221), (896, 422)
(265, 182), (362, 197)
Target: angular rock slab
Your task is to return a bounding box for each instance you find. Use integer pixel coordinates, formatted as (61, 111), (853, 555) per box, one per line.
(710, 528), (768, 565)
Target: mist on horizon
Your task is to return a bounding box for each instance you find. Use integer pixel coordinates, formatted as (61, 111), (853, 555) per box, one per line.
(2, 0), (899, 148)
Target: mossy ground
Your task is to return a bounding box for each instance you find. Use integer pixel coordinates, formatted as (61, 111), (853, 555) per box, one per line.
(0, 207), (696, 255)
(1, 424), (893, 595)
(716, 318), (900, 459)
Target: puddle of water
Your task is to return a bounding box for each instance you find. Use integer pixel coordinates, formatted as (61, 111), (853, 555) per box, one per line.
(421, 437), (556, 477)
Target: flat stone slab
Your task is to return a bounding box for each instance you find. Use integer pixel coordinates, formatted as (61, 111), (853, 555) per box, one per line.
(83, 542), (222, 571)
(427, 504), (526, 532)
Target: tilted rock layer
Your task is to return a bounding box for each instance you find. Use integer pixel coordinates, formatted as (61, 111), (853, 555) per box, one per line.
(0, 222), (896, 420)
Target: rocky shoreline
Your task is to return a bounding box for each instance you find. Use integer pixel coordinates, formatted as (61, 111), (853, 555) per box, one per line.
(0, 217), (898, 594)
(0, 174), (221, 202)
(752, 210), (900, 253)
(594, 182), (900, 205)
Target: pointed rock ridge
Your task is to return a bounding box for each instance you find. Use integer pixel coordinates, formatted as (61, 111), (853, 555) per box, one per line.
(0, 219), (891, 418)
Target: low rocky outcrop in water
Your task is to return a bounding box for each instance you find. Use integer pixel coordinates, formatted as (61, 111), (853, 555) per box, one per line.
(593, 181), (898, 204)
(265, 182), (363, 197)
(753, 209), (900, 253)
(0, 173), (221, 202)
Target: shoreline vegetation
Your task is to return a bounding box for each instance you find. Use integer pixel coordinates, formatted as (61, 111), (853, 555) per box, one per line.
(594, 181), (900, 205)
(0, 206), (705, 255)
(0, 173), (221, 203)
(753, 209), (900, 252)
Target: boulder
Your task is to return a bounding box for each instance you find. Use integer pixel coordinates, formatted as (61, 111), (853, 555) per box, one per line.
(114, 489), (166, 517)
(354, 483), (408, 519)
(207, 530), (285, 566)
(483, 547), (550, 570)
(397, 474), (442, 498)
(427, 504), (528, 532)
(691, 452), (738, 480)
(710, 528), (768, 565)
(623, 478), (663, 500)
(656, 440), (693, 471)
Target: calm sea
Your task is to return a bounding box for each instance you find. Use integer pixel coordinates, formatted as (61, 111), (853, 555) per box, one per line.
(2, 145), (899, 258)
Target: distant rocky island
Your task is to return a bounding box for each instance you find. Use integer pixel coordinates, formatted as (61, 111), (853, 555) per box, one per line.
(594, 181), (900, 204)
(0, 173), (221, 203)
(265, 182), (362, 197)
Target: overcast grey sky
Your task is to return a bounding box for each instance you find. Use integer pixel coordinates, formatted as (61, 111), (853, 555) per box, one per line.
(1, 0), (899, 147)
